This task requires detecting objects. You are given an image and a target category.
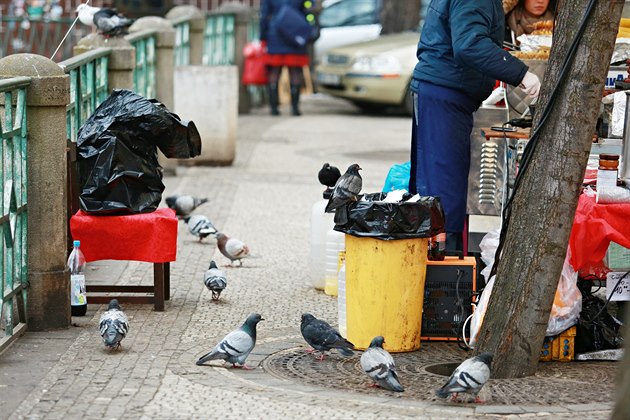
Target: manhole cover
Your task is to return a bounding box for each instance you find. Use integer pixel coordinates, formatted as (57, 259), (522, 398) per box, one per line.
(262, 343), (618, 405)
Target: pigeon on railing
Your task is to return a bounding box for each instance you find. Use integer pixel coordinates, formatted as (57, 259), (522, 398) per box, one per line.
(76, 4), (134, 37)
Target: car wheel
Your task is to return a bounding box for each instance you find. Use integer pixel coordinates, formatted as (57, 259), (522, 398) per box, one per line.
(353, 101), (386, 114)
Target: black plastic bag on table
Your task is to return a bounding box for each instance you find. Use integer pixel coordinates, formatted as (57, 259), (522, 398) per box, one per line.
(77, 89), (201, 214)
(333, 192), (445, 240)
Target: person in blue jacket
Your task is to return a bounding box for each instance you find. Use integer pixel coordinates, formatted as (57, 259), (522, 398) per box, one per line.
(260, 0), (318, 116)
(409, 0), (540, 251)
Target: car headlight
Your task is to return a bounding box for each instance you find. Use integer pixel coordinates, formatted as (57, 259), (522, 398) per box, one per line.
(351, 55), (401, 74)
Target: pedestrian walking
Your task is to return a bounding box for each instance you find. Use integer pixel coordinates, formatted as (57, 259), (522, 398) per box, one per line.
(260, 0), (319, 116)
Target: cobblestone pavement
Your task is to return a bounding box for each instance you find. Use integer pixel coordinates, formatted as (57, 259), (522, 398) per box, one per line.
(1, 96), (619, 419)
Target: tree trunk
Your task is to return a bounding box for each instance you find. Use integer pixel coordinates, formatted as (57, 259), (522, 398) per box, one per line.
(613, 316), (630, 418)
(379, 0), (421, 34)
(475, 0), (624, 378)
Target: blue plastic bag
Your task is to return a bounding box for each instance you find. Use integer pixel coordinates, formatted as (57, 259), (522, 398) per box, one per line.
(382, 161), (411, 192)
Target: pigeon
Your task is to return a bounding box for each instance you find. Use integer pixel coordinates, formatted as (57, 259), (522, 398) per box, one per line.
(435, 352), (493, 403)
(165, 194), (208, 216)
(185, 214), (217, 241)
(360, 336), (404, 392)
(98, 299), (129, 350)
(215, 232), (250, 266)
(318, 163), (341, 189)
(204, 260), (227, 301)
(196, 313), (263, 369)
(324, 163), (362, 225)
(76, 4), (133, 37)
(300, 313), (354, 360)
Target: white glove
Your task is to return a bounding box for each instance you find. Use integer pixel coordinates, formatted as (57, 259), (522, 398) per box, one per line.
(519, 71), (541, 98)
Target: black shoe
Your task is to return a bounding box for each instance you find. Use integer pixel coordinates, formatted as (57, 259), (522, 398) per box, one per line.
(290, 85), (301, 116)
(268, 83), (280, 116)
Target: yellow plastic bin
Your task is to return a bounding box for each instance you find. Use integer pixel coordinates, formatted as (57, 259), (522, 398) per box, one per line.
(345, 234), (428, 352)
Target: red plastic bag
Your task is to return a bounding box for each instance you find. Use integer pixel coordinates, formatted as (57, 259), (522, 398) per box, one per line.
(242, 41), (268, 86)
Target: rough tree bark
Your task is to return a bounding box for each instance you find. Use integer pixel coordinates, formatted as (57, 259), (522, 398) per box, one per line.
(475, 0), (624, 378)
(613, 317), (630, 418)
(379, 0), (421, 34)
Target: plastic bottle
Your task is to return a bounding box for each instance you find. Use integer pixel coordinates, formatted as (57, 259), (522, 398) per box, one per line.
(324, 228), (344, 296)
(68, 240), (87, 316)
(337, 256), (347, 337)
(310, 190), (335, 290)
(597, 153), (619, 190)
(427, 232), (446, 261)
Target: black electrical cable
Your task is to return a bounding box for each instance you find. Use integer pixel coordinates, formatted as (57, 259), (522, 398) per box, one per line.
(585, 269), (630, 323)
(490, 0), (599, 280)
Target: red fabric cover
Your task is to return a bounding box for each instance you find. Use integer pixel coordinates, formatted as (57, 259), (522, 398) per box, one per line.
(265, 53), (309, 67)
(70, 208), (178, 263)
(569, 193), (630, 277)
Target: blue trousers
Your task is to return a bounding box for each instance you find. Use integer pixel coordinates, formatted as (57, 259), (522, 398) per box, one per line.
(409, 81), (478, 234)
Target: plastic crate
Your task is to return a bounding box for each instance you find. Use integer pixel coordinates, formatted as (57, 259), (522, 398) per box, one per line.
(540, 326), (576, 362)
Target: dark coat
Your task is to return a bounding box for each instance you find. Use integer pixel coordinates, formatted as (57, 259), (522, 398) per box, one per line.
(412, 0), (528, 104)
(260, 0), (309, 55)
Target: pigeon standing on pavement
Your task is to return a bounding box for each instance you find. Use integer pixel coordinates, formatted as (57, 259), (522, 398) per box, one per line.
(324, 163), (362, 225)
(165, 194), (208, 216)
(435, 352), (493, 403)
(300, 313), (354, 360)
(185, 214), (217, 241)
(360, 336), (404, 392)
(196, 313), (264, 369)
(98, 299), (129, 350)
(76, 4), (133, 37)
(215, 232), (250, 266)
(318, 163), (342, 189)
(203, 260), (227, 301)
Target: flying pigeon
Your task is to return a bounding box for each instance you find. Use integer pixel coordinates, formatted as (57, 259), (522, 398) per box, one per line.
(300, 313), (354, 360)
(165, 194), (208, 216)
(324, 163), (362, 225)
(204, 260), (227, 301)
(215, 232), (250, 266)
(360, 336), (404, 392)
(185, 214), (217, 241)
(76, 4), (133, 37)
(98, 299), (129, 350)
(318, 163), (341, 189)
(435, 352), (493, 403)
(196, 313), (263, 369)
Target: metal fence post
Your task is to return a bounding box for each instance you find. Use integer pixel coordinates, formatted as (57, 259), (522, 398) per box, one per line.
(74, 34), (135, 91)
(166, 6), (206, 65)
(0, 54), (71, 331)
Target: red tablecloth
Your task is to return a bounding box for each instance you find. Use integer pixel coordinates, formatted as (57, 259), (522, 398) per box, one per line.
(569, 193), (630, 276)
(70, 208), (178, 263)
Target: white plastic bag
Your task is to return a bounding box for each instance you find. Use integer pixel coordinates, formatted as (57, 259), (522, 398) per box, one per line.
(469, 231), (582, 347)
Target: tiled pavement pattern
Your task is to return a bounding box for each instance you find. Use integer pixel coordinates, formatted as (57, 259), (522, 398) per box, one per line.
(2, 97), (618, 419)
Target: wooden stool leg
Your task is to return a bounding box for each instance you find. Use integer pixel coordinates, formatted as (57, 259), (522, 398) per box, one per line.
(164, 262), (170, 301)
(153, 263), (165, 312)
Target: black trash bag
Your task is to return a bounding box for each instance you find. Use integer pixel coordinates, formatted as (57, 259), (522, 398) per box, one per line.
(575, 286), (624, 353)
(333, 192), (445, 240)
(77, 89), (202, 214)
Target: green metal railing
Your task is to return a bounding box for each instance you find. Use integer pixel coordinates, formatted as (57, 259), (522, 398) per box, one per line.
(59, 48), (111, 142)
(1, 17), (91, 62)
(0, 76), (31, 354)
(203, 12), (236, 65)
(172, 17), (191, 66)
(127, 30), (158, 100)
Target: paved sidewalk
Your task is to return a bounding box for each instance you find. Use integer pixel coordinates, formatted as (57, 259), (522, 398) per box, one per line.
(1, 96), (618, 419)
